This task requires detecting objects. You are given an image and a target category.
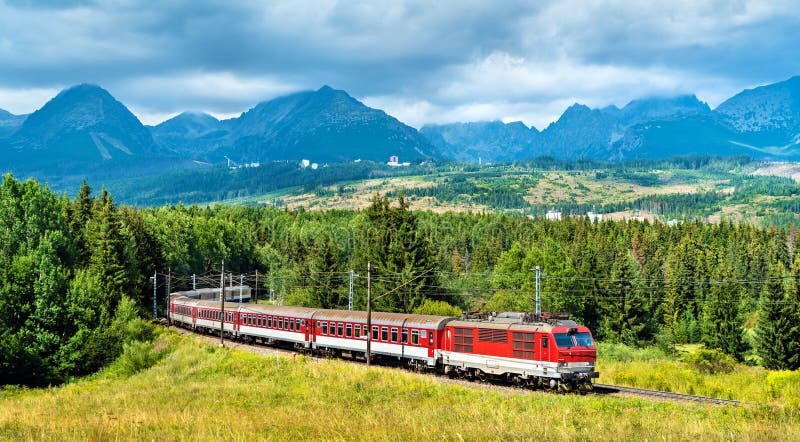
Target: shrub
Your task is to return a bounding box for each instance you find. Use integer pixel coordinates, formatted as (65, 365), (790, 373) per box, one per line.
(682, 348), (737, 374)
(412, 300), (462, 317)
(598, 342), (668, 363)
(115, 340), (166, 377)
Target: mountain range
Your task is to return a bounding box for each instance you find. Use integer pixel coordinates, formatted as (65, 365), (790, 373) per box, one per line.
(2, 76), (800, 181)
(424, 78), (800, 162)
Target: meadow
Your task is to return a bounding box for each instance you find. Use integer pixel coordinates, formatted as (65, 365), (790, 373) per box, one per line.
(1, 331), (798, 441)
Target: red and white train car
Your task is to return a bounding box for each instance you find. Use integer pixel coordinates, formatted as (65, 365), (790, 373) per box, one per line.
(311, 310), (448, 367)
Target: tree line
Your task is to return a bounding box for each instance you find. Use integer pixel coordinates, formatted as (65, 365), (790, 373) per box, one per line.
(2, 172), (800, 386)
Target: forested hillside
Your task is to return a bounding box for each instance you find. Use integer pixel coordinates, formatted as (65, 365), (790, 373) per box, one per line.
(2, 173), (800, 386)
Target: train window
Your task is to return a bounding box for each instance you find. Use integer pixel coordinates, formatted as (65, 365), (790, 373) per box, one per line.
(290, 319), (295, 331)
(322, 322), (328, 335)
(380, 327), (388, 341)
(429, 333), (434, 347)
(278, 317), (284, 329)
(354, 325), (361, 337)
(542, 336), (549, 348)
(346, 324), (352, 338)
(391, 328), (398, 342)
(574, 332), (594, 347)
(337, 323), (344, 336)
(372, 326), (379, 340)
(402, 329), (408, 344)
(411, 330), (419, 345)
(554, 333), (574, 348)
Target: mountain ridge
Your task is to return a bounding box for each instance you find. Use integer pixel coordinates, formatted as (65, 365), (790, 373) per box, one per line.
(3, 76), (800, 181)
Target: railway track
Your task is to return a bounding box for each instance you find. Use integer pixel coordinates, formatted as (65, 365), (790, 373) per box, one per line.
(592, 383), (742, 406)
(168, 326), (743, 406)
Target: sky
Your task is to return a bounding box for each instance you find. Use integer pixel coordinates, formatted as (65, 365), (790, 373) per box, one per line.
(0, 0), (799, 130)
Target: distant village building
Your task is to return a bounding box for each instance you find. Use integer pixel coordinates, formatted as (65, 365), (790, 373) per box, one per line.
(546, 210), (562, 221)
(300, 159), (310, 168)
(387, 155), (411, 167)
(311, 163), (319, 170)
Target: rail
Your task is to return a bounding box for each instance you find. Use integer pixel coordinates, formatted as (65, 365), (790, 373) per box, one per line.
(592, 383), (742, 406)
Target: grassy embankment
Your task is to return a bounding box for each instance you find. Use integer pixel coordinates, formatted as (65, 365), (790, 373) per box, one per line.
(1, 332), (798, 440)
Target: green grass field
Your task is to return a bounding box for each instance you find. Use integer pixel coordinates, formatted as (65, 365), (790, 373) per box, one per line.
(1, 331), (798, 441)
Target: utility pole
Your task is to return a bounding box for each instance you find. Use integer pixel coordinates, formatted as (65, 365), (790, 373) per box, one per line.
(254, 270), (258, 304)
(239, 274), (243, 304)
(366, 262), (371, 367)
(220, 260), (225, 347)
(151, 271), (157, 321)
(166, 268), (171, 325)
(349, 269), (358, 311)
(192, 274), (196, 291)
(535, 266), (541, 316)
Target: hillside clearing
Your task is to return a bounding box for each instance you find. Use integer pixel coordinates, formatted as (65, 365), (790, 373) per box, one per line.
(1, 332), (797, 441)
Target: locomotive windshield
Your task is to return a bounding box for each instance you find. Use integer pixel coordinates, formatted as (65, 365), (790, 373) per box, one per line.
(574, 332), (594, 347)
(554, 333), (574, 347)
(554, 332), (595, 348)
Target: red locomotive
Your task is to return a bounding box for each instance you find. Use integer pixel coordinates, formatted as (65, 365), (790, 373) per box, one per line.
(170, 291), (598, 392)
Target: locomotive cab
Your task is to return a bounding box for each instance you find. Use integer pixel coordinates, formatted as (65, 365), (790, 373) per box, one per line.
(550, 325), (599, 390)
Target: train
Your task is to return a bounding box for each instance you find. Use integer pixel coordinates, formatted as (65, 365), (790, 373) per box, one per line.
(169, 289), (599, 392)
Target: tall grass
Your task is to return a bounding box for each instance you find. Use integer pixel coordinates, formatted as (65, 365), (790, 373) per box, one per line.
(0, 333), (797, 440)
(597, 342), (800, 408)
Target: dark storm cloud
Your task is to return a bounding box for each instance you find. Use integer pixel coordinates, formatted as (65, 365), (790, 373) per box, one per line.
(0, 0), (798, 127)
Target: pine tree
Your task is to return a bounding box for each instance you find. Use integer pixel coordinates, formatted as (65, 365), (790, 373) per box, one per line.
(601, 249), (648, 345)
(85, 189), (129, 320)
(702, 252), (745, 359)
(307, 234), (342, 309)
(784, 258), (800, 369)
(756, 262), (793, 369)
(357, 192), (438, 312)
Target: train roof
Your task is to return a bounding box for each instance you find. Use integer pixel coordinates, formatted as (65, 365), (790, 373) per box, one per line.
(172, 298), (454, 329)
(445, 319), (587, 333)
(238, 304), (318, 319)
(311, 309), (453, 329)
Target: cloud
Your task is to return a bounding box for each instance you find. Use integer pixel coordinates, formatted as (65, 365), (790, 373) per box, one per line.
(0, 0), (798, 126)
(0, 86), (60, 115)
